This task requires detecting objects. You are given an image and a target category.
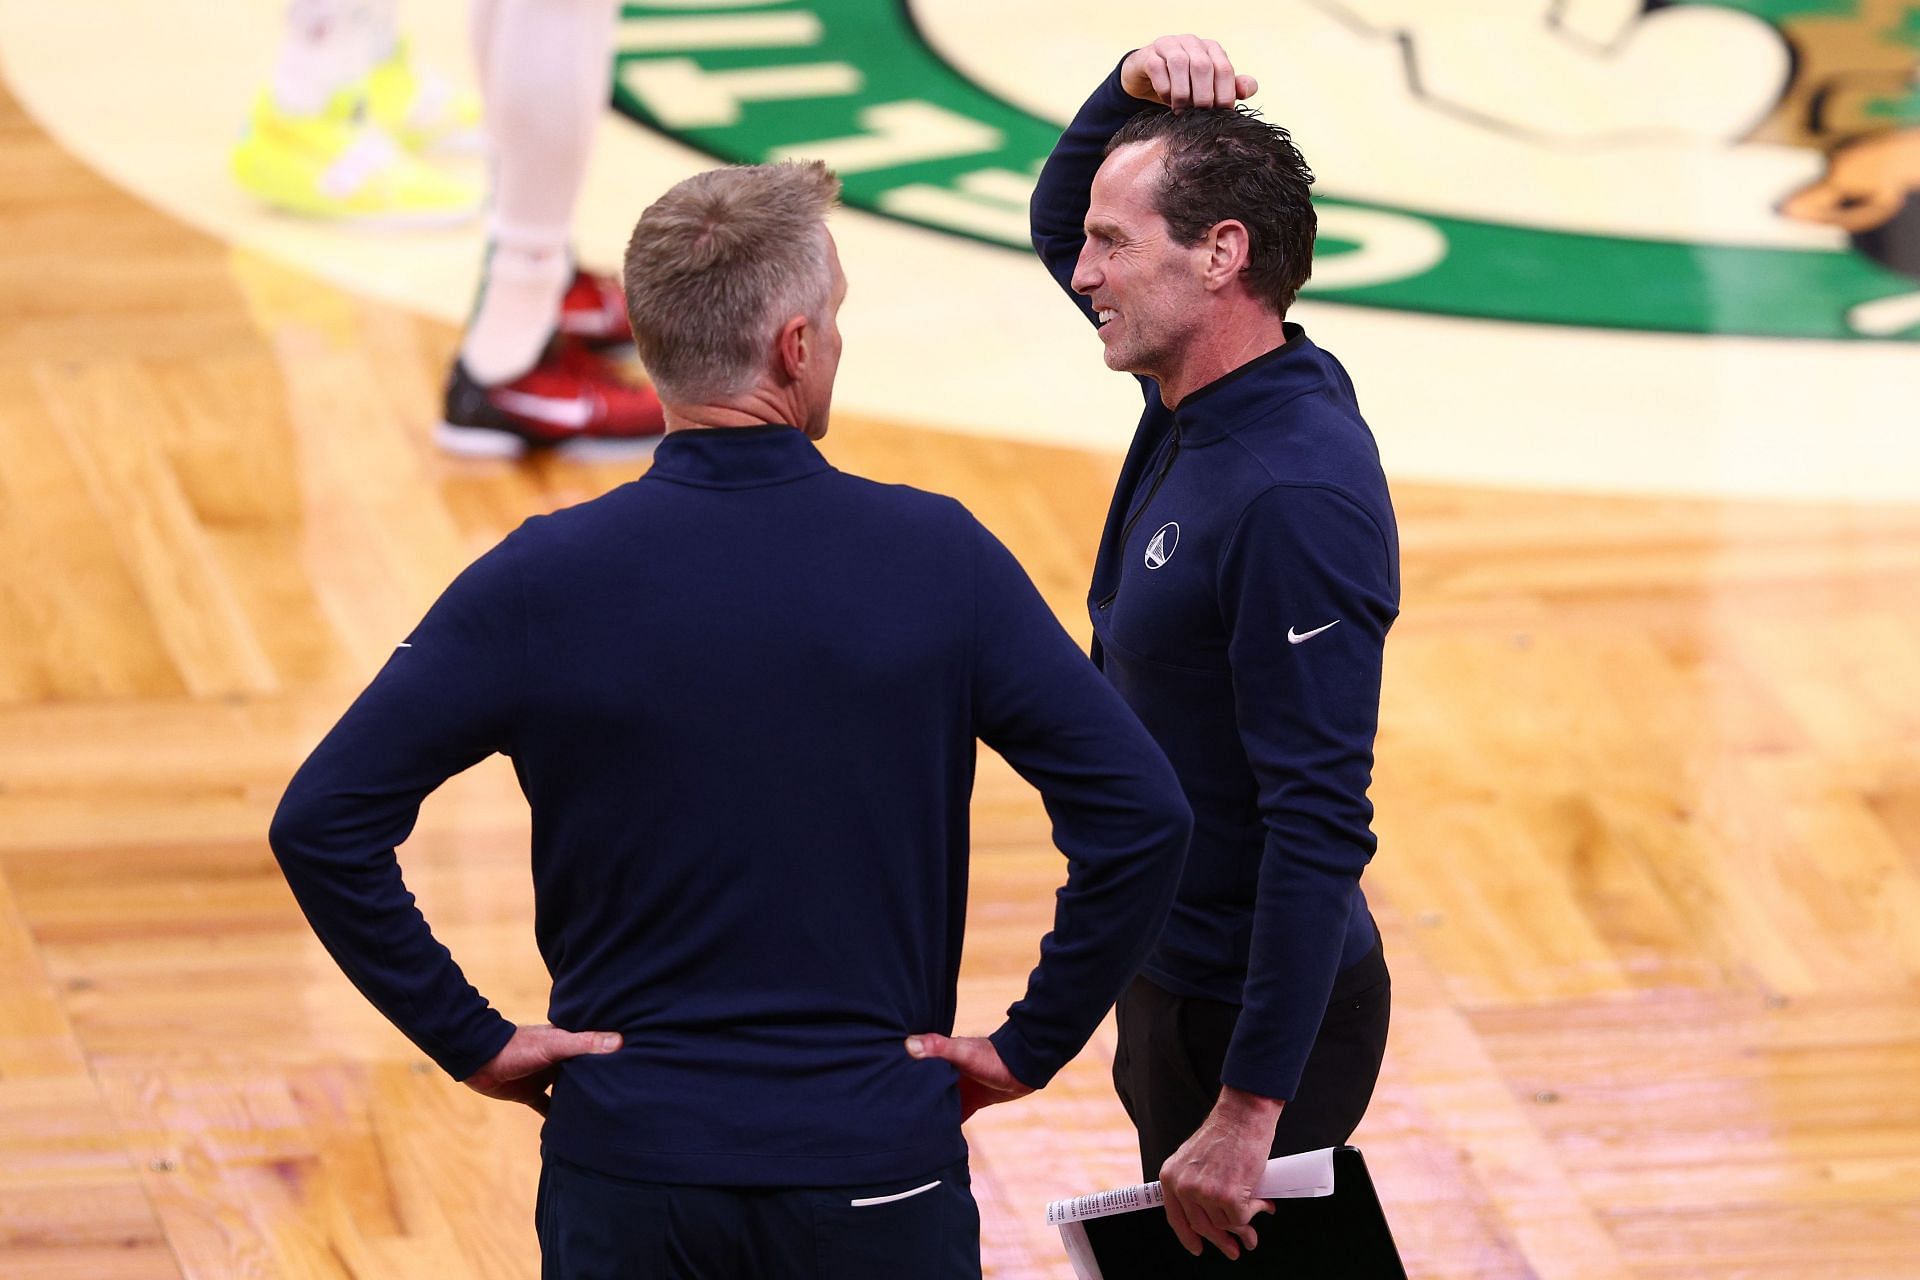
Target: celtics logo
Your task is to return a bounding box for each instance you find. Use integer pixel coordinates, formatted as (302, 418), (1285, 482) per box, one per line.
(611, 1), (1920, 341)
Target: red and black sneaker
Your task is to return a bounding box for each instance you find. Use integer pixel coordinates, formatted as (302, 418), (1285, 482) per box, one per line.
(436, 337), (666, 459)
(558, 267), (633, 349)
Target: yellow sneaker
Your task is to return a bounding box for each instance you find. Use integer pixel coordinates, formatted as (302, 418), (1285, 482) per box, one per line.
(367, 40), (484, 155)
(231, 91), (480, 227)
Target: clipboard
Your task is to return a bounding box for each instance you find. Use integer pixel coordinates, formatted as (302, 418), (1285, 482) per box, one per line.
(1047, 1146), (1405, 1278)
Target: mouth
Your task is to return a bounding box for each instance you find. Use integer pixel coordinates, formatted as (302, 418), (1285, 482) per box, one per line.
(1095, 307), (1119, 330)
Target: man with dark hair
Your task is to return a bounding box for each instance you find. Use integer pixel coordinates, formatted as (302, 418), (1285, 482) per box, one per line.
(1026, 33), (1400, 1263)
(271, 160), (1193, 1278)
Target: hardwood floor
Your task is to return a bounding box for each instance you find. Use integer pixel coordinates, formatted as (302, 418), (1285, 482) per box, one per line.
(4, 80), (1919, 1278)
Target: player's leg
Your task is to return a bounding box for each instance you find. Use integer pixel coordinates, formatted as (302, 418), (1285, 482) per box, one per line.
(364, 0), (484, 154)
(270, 0), (382, 115)
(442, 0), (662, 457)
(235, 0), (479, 224)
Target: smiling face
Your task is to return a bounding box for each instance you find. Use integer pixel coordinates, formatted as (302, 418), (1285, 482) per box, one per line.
(1071, 141), (1209, 382)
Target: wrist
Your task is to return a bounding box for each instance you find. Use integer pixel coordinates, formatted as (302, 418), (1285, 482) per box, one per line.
(1211, 1084), (1284, 1131)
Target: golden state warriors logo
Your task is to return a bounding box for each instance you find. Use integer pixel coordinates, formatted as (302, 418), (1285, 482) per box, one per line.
(1144, 522), (1179, 570)
(611, 0), (1920, 341)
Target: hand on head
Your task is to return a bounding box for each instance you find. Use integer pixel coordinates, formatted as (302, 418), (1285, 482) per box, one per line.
(1122, 34), (1258, 111)
(1780, 128), (1920, 235)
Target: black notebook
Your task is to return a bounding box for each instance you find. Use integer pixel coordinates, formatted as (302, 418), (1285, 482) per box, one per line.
(1048, 1146), (1405, 1278)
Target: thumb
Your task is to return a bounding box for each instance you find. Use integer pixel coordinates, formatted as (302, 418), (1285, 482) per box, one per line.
(1235, 73), (1258, 100)
(1780, 178), (1844, 224)
(543, 1028), (624, 1062)
(905, 1032), (954, 1061)
(905, 1033), (1003, 1082)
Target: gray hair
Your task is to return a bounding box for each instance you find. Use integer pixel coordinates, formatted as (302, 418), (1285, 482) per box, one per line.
(622, 161), (841, 403)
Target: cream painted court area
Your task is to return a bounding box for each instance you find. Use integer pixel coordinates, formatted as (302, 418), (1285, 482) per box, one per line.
(2, 4), (1919, 1279)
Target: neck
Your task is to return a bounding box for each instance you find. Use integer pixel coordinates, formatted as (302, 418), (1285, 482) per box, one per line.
(1154, 304), (1288, 408)
(664, 382), (806, 435)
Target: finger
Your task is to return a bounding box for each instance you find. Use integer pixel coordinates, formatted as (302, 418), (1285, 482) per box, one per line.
(905, 1032), (955, 1061)
(1235, 73), (1258, 101)
(531, 1027), (624, 1066)
(1832, 192), (1902, 233)
(1195, 1199), (1243, 1260)
(956, 1076), (1019, 1122)
(1203, 39), (1236, 109)
(1147, 52), (1172, 106)
(482, 1075), (552, 1116)
(1161, 1187), (1204, 1257)
(1178, 34), (1215, 108)
(1779, 181), (1843, 224)
(1170, 35), (1205, 109)
(905, 1034), (1013, 1089)
(1163, 44), (1192, 109)
(1232, 1219), (1260, 1252)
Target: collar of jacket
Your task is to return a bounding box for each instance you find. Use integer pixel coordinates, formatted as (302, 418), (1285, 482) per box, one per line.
(645, 423), (833, 489)
(1170, 322), (1326, 445)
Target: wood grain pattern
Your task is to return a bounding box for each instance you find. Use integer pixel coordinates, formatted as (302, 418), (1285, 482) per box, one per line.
(3, 77), (1919, 1279)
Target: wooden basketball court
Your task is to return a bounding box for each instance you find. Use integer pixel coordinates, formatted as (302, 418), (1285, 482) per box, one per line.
(4, 48), (1920, 1280)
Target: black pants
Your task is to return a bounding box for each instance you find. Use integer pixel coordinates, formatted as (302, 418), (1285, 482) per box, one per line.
(536, 1155), (980, 1280)
(1113, 938), (1391, 1180)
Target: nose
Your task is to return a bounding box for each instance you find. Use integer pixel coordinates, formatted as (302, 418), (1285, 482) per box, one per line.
(1071, 242), (1101, 296)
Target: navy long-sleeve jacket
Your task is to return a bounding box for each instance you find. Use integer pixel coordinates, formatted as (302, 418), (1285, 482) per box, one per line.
(1033, 65), (1400, 1100)
(269, 425), (1191, 1186)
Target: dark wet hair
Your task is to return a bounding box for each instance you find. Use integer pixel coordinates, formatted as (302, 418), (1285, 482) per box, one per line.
(1106, 107), (1316, 315)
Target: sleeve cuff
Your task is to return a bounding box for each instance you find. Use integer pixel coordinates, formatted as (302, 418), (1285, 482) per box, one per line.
(988, 1021), (1055, 1092)
(1094, 56), (1153, 123)
(438, 1012), (518, 1082)
(1219, 1051), (1302, 1106)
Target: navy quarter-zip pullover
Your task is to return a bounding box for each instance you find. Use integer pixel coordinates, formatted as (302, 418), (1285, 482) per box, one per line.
(270, 425), (1191, 1186)
(1033, 66), (1401, 1100)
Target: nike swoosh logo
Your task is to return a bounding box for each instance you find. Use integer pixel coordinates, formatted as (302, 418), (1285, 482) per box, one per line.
(1287, 620), (1340, 645)
(560, 301), (625, 332)
(494, 389), (594, 430)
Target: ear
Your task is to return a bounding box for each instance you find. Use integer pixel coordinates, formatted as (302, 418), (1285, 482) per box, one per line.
(1201, 220), (1252, 293)
(774, 313), (811, 384)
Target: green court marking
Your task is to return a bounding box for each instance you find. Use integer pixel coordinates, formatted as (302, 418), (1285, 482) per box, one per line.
(1679, 0), (1862, 22)
(612, 0), (1920, 339)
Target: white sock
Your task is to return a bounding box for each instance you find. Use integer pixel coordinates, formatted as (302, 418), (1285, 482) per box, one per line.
(459, 0), (616, 382)
(270, 0), (380, 116)
(460, 231), (573, 384)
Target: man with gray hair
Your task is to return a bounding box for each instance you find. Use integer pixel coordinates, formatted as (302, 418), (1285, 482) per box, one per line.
(269, 159), (1192, 1278)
